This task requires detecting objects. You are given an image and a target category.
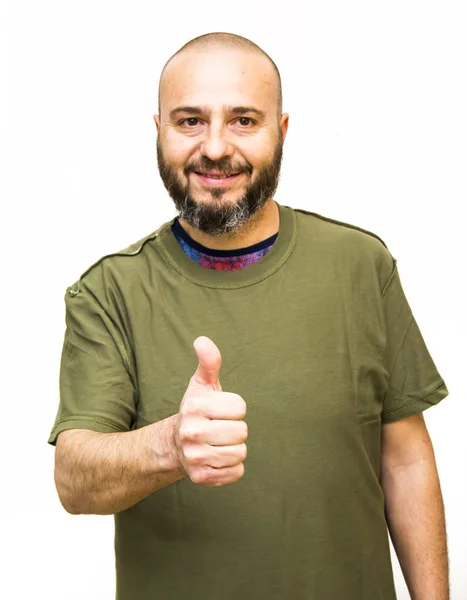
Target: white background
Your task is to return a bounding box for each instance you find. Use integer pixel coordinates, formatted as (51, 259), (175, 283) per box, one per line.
(1, 0), (465, 598)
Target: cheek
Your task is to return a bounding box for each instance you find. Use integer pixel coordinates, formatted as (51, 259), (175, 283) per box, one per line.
(163, 134), (195, 165)
(238, 138), (273, 168)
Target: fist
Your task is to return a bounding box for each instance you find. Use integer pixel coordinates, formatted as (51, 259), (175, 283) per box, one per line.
(174, 336), (248, 487)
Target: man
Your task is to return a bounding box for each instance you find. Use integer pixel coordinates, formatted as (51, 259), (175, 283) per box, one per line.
(48, 32), (450, 600)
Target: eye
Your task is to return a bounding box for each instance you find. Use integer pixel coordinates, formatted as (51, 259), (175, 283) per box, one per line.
(237, 117), (254, 127)
(179, 118), (201, 127)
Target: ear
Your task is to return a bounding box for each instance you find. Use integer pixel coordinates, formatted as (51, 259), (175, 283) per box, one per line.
(153, 113), (160, 133)
(280, 113), (289, 143)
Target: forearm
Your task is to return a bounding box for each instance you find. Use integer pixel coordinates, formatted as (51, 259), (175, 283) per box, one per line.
(55, 414), (186, 515)
(380, 457), (449, 600)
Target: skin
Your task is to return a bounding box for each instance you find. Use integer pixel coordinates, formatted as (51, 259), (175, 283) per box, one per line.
(380, 412), (449, 599)
(154, 47), (289, 250)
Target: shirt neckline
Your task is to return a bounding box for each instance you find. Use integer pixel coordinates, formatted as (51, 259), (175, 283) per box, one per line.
(155, 200), (298, 289)
(171, 218), (279, 257)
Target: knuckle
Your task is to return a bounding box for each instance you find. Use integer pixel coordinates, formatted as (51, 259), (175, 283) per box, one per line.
(179, 422), (202, 442)
(183, 446), (196, 462)
(189, 428), (202, 442)
(184, 446), (204, 465)
(191, 468), (209, 485)
(181, 396), (200, 415)
(178, 426), (191, 441)
(190, 471), (203, 484)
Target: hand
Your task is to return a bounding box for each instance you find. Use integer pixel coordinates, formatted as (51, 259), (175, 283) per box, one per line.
(173, 336), (248, 487)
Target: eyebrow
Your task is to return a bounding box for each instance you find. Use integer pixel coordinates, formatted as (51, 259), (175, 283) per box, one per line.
(169, 105), (266, 120)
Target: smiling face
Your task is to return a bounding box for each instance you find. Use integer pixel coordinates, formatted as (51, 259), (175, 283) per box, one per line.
(154, 47), (289, 237)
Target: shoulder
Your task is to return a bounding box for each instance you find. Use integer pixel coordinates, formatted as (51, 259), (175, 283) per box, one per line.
(293, 206), (388, 247)
(293, 206), (396, 291)
(66, 221), (170, 300)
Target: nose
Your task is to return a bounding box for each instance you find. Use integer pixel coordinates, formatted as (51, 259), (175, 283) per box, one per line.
(199, 124), (233, 161)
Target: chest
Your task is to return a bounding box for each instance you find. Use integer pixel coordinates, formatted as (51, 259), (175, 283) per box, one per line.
(128, 276), (387, 440)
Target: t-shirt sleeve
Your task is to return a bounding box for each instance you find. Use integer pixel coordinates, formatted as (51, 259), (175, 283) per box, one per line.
(47, 285), (137, 446)
(381, 259), (449, 424)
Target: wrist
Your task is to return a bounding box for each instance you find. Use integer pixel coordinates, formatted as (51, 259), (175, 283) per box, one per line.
(160, 413), (186, 475)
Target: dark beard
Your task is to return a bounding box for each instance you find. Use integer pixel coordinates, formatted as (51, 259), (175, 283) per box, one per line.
(156, 136), (283, 237)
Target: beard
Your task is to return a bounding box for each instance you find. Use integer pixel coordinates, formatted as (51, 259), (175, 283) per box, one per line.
(156, 135), (284, 237)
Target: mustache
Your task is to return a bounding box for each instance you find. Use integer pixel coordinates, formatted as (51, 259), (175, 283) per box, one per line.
(184, 160), (253, 176)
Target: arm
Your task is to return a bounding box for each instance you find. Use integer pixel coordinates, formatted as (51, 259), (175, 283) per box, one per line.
(379, 412), (450, 600)
(54, 413), (186, 515)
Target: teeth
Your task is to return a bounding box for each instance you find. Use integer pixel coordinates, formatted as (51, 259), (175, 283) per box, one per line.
(201, 173), (233, 179)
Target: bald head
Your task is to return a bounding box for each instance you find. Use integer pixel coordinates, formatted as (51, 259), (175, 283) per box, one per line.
(158, 32), (283, 118)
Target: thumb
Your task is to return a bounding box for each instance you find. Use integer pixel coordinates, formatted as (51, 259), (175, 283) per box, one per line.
(190, 336), (223, 392)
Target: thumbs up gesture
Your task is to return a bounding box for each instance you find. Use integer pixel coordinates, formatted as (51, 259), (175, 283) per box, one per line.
(173, 336), (248, 487)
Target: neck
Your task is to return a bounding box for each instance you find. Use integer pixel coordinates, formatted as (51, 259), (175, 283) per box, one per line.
(177, 199), (280, 251)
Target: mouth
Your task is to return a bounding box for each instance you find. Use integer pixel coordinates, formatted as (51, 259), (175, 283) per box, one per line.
(193, 172), (244, 187)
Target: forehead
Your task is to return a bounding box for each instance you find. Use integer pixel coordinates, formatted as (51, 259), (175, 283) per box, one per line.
(160, 48), (278, 115)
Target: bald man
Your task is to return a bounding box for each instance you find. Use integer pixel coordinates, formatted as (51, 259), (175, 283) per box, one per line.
(48, 32), (450, 600)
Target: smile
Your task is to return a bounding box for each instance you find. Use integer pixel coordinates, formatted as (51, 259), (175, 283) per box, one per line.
(193, 172), (244, 187)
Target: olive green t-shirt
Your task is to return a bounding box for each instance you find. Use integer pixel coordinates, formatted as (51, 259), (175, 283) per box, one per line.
(48, 201), (449, 600)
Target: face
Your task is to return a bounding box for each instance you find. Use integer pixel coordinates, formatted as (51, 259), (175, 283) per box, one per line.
(155, 48), (289, 237)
